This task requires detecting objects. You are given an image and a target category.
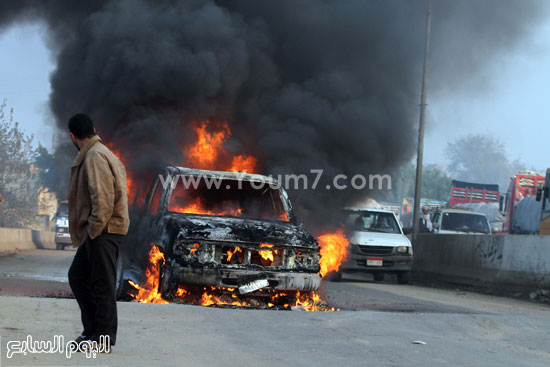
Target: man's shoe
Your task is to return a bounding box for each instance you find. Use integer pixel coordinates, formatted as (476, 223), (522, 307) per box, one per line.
(74, 335), (88, 343)
(68, 335), (88, 352)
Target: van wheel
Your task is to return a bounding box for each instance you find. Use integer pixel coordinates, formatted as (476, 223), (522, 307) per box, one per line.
(55, 243), (64, 251)
(397, 271), (410, 284)
(373, 273), (385, 282)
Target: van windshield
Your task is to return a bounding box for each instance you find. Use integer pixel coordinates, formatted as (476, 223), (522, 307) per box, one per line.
(441, 212), (490, 234)
(345, 211), (401, 234)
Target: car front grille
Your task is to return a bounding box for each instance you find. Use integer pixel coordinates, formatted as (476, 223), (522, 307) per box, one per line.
(356, 245), (394, 255)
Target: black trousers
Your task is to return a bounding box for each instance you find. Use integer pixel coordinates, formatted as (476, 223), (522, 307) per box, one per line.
(68, 232), (122, 345)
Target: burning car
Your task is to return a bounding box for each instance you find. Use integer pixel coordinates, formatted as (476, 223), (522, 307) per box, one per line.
(116, 166), (321, 302)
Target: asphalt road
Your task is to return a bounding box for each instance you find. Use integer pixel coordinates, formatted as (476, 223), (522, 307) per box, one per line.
(0, 249), (549, 366)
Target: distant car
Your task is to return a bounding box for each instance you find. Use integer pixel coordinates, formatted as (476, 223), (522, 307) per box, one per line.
(331, 208), (413, 284)
(431, 208), (491, 234)
(54, 201), (71, 250)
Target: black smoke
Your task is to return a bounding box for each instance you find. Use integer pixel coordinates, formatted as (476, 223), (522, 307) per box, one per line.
(0, 0), (545, 232)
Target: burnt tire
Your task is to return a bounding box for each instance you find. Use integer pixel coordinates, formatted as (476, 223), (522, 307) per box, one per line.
(325, 271), (342, 282)
(373, 272), (385, 282)
(55, 243), (64, 251)
(397, 271), (410, 285)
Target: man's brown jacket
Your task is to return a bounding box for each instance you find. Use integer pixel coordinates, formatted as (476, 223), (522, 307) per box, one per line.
(68, 135), (130, 247)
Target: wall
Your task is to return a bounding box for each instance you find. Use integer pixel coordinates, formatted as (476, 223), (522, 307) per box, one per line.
(412, 234), (550, 292)
(0, 228), (56, 253)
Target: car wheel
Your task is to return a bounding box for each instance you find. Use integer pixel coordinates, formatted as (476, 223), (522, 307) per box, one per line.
(325, 271), (342, 282)
(373, 272), (385, 282)
(55, 243), (64, 251)
(397, 271), (410, 284)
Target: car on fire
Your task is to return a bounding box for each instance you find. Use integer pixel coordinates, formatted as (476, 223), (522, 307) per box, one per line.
(116, 166), (321, 301)
(329, 208), (412, 284)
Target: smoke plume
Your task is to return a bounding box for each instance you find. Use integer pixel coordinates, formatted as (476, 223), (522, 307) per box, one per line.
(0, 0), (545, 232)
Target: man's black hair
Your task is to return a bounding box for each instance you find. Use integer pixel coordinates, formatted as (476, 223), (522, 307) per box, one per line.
(68, 114), (96, 139)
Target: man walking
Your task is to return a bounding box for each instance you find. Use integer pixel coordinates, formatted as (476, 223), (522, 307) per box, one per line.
(67, 114), (129, 349)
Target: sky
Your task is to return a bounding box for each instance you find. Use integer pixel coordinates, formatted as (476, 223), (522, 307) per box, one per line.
(0, 14), (549, 171)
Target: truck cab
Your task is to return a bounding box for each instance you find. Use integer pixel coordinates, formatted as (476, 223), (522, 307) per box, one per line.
(336, 208), (413, 284)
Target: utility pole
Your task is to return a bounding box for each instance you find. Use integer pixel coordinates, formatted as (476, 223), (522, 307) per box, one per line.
(412, 0), (432, 241)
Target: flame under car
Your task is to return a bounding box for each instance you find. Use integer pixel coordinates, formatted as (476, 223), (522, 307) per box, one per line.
(116, 166), (321, 300)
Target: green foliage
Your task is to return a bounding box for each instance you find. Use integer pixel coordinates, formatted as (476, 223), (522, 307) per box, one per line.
(384, 162), (451, 204)
(420, 164), (452, 201)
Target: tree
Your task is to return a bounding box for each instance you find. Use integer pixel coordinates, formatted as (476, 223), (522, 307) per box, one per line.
(383, 162), (452, 203)
(35, 143), (71, 199)
(420, 164), (452, 201)
(0, 99), (40, 227)
(445, 134), (524, 189)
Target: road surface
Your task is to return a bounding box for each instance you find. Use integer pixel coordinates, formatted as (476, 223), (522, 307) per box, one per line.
(0, 249), (549, 366)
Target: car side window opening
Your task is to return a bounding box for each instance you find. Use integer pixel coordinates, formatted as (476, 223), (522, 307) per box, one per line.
(148, 182), (163, 216)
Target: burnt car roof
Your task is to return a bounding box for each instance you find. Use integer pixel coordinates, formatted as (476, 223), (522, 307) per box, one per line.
(166, 165), (280, 186)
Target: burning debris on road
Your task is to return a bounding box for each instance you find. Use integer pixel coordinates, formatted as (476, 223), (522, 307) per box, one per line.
(127, 244), (338, 312)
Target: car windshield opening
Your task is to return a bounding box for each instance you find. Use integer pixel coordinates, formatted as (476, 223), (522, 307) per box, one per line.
(346, 211), (401, 234)
(168, 176), (289, 221)
(441, 213), (490, 234)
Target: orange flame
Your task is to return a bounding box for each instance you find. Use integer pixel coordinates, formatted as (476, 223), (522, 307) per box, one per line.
(171, 285), (337, 311)
(317, 230), (349, 277)
(104, 142), (138, 204)
(226, 247), (243, 262)
(185, 120), (257, 173)
(129, 245), (169, 304)
(258, 243), (275, 262)
(229, 154), (258, 173)
(185, 121), (230, 170)
(105, 120), (259, 211)
(128, 247), (338, 311)
(170, 197), (243, 217)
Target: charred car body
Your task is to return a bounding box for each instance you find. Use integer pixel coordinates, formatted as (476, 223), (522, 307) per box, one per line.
(117, 166), (321, 299)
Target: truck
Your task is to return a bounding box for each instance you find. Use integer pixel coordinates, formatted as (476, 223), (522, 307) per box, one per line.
(448, 180), (499, 207)
(500, 171), (545, 233)
(338, 208), (413, 284)
(536, 168), (550, 235)
(431, 208), (491, 234)
(116, 166), (321, 302)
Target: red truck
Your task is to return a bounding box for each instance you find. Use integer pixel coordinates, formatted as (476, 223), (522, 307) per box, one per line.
(449, 180), (500, 207)
(501, 171), (545, 234)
